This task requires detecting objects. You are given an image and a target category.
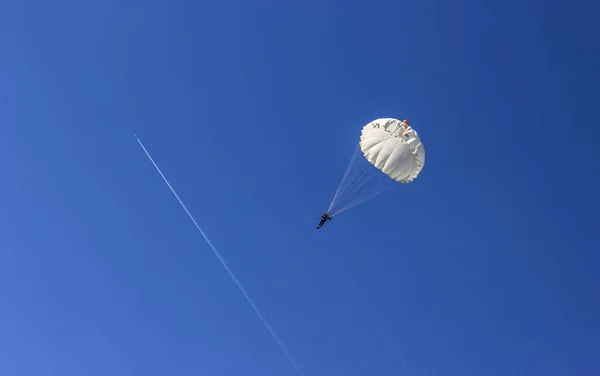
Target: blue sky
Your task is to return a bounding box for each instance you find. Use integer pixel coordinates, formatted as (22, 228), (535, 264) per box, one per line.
(1, 0), (599, 375)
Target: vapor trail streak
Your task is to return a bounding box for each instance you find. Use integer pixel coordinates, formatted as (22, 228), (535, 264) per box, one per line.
(135, 134), (303, 375)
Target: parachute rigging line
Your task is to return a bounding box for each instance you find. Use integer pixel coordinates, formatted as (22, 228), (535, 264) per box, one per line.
(327, 143), (396, 216)
(134, 134), (304, 376)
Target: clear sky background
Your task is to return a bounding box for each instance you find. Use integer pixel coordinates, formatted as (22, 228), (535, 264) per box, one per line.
(1, 0), (599, 375)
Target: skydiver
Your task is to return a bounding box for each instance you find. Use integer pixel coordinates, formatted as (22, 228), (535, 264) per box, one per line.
(316, 213), (332, 229)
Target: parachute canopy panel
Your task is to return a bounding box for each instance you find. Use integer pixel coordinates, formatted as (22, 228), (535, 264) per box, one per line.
(360, 118), (425, 183)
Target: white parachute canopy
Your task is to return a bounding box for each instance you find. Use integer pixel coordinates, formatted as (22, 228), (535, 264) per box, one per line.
(327, 118), (426, 216)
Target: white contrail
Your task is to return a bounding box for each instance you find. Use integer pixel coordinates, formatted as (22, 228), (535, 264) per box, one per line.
(134, 134), (303, 375)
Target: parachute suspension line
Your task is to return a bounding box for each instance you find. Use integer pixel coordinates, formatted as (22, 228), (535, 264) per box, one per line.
(327, 143), (362, 213)
(327, 144), (372, 214)
(331, 166), (395, 216)
(333, 167), (380, 213)
(334, 175), (395, 215)
(327, 143), (397, 216)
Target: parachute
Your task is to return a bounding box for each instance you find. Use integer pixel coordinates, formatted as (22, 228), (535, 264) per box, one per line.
(326, 118), (426, 216)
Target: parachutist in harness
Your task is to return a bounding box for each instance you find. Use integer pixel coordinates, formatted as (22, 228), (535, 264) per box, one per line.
(317, 213), (332, 229)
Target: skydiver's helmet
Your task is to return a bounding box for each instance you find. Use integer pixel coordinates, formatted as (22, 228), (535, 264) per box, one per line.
(403, 119), (410, 124)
